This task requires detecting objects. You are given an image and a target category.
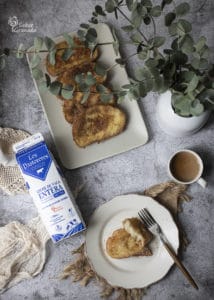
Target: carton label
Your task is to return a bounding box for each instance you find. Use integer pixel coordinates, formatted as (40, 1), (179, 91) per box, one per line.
(16, 143), (52, 181)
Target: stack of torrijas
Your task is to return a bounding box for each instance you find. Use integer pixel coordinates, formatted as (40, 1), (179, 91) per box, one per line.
(46, 37), (127, 148)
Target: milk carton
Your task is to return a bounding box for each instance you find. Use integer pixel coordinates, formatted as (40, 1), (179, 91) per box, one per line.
(13, 133), (86, 243)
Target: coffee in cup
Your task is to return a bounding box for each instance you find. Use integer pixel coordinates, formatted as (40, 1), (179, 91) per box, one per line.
(168, 149), (207, 188)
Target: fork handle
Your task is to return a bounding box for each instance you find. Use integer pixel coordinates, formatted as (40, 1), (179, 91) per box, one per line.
(162, 240), (199, 290)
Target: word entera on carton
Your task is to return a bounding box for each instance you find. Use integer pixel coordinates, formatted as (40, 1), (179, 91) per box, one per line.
(13, 133), (86, 243)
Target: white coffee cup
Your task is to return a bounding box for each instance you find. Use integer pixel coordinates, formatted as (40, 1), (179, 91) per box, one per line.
(168, 149), (207, 188)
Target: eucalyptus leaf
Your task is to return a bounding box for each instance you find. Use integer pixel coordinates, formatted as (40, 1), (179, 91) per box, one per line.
(168, 22), (178, 36)
(119, 90), (127, 97)
(150, 5), (162, 17)
(181, 71), (195, 82)
(190, 99), (204, 116)
(44, 37), (55, 51)
(175, 3), (190, 16)
(63, 33), (74, 47)
(145, 58), (158, 68)
(96, 84), (107, 93)
(32, 68), (43, 80)
(49, 81), (62, 95)
(105, 0), (116, 13)
(85, 73), (97, 85)
(38, 80), (48, 92)
(137, 3), (147, 16)
(143, 16), (151, 25)
(75, 73), (85, 84)
(191, 58), (200, 69)
(121, 25), (134, 32)
(150, 36), (165, 48)
(186, 74), (199, 93)
(131, 6), (143, 27)
(138, 50), (148, 60)
(130, 33), (142, 43)
(95, 63), (107, 76)
(95, 5), (106, 16)
(34, 37), (43, 51)
(134, 67), (152, 82)
(177, 19), (192, 36)
(115, 58), (125, 65)
(16, 52), (24, 59)
(152, 75), (164, 92)
(200, 45), (209, 58)
(195, 36), (207, 53)
(173, 95), (192, 116)
(80, 23), (90, 29)
(30, 54), (41, 68)
(77, 30), (85, 39)
(62, 48), (73, 61)
(199, 58), (209, 69)
(85, 28), (97, 43)
(89, 17), (98, 24)
(81, 91), (90, 103)
(122, 84), (132, 89)
(198, 89), (214, 100)
(100, 93), (113, 103)
(48, 49), (56, 65)
(163, 62), (176, 78)
(126, 0), (134, 11)
(131, 86), (140, 99)
(3, 48), (10, 56)
(61, 88), (74, 100)
(16, 44), (25, 59)
(180, 34), (194, 54)
(79, 82), (89, 92)
(138, 82), (147, 97)
(171, 38), (179, 50)
(141, 0), (152, 9)
(165, 12), (176, 27)
(171, 51), (188, 65)
(45, 73), (51, 87)
(161, 0), (172, 9)
(117, 95), (126, 103)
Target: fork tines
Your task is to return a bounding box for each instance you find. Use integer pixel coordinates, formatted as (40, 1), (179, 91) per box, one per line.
(138, 208), (156, 228)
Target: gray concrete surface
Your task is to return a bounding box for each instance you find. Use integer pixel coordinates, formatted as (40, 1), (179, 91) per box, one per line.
(0, 0), (213, 299)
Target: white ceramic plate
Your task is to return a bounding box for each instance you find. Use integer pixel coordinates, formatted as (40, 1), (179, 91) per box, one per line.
(85, 194), (179, 288)
(27, 23), (148, 169)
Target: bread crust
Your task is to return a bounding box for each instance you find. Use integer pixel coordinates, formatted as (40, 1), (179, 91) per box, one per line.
(106, 228), (152, 259)
(72, 104), (126, 147)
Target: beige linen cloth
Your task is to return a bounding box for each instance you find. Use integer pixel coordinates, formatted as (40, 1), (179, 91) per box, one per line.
(0, 127), (29, 195)
(0, 127), (50, 293)
(60, 182), (190, 300)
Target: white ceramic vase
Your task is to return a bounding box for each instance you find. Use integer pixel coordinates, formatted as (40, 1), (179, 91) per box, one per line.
(156, 91), (210, 137)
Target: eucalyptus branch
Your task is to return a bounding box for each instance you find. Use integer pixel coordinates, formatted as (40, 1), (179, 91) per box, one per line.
(106, 52), (138, 72)
(150, 16), (157, 37)
(116, 7), (149, 43)
(5, 42), (117, 55)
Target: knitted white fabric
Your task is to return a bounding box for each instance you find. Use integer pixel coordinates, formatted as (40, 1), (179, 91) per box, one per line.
(0, 127), (30, 195)
(0, 217), (49, 293)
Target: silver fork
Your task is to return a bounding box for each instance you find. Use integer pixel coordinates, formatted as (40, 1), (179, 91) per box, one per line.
(138, 208), (199, 290)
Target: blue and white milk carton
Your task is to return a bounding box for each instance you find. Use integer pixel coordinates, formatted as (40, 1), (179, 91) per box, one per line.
(13, 133), (86, 243)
